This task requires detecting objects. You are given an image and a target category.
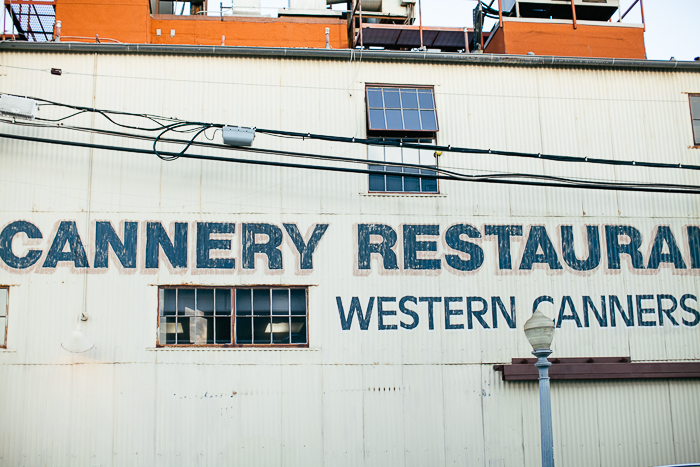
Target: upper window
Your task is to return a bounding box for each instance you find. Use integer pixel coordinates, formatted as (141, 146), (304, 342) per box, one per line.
(158, 287), (308, 347)
(691, 94), (700, 146)
(366, 86), (438, 132)
(0, 287), (7, 348)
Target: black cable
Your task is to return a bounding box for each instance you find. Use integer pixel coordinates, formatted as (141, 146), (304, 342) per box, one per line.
(152, 122), (212, 161)
(4, 118), (688, 189)
(1, 132), (699, 194)
(10, 93), (700, 173)
(2, 118), (697, 190)
(255, 128), (700, 172)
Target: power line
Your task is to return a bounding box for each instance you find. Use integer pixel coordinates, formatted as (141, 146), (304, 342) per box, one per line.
(1, 132), (699, 194)
(1, 118), (694, 190)
(255, 128), (700, 172)
(21, 93), (700, 173)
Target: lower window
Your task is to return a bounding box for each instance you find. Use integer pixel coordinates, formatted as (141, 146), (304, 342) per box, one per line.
(158, 287), (308, 347)
(368, 138), (438, 193)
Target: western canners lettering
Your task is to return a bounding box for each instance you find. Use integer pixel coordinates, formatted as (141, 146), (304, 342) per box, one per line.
(1, 220), (700, 273)
(335, 294), (700, 331)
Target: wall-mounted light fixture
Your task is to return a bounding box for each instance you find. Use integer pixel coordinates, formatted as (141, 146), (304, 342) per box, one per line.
(61, 312), (94, 353)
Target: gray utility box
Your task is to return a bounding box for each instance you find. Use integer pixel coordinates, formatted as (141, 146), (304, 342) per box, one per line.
(501, 0), (620, 22)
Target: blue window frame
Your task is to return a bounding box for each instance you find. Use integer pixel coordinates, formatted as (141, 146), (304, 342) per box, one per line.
(366, 86), (438, 132)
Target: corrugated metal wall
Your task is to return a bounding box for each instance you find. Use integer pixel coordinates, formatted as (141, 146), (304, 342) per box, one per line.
(0, 50), (699, 466)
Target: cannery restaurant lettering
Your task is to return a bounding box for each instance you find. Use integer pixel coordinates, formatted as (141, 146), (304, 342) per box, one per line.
(1, 220), (700, 273)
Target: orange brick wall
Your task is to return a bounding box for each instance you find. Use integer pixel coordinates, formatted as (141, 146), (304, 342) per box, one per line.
(56, 0), (348, 48)
(485, 20), (646, 59)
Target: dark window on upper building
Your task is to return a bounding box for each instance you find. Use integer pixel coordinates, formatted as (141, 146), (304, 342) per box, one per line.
(691, 94), (700, 146)
(158, 287), (308, 347)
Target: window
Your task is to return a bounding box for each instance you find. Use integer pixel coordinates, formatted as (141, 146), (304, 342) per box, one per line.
(366, 85), (440, 193)
(0, 287), (7, 347)
(366, 86), (438, 132)
(691, 94), (700, 146)
(368, 139), (438, 193)
(158, 287), (308, 347)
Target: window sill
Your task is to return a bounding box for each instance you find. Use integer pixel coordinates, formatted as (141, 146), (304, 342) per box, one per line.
(146, 346), (319, 351)
(361, 191), (446, 198)
(0, 348), (16, 352)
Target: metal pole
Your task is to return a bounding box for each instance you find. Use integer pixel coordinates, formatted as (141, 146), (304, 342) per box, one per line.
(639, 0), (645, 31)
(570, 0), (577, 29)
(497, 0), (502, 24)
(534, 348), (555, 467)
(418, 0), (423, 50)
(358, 0), (363, 49)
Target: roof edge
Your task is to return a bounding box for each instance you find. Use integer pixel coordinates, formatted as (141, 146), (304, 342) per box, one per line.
(1, 42), (699, 71)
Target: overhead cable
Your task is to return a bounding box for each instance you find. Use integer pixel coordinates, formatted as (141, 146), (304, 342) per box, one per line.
(7, 93), (700, 173)
(1, 132), (699, 194)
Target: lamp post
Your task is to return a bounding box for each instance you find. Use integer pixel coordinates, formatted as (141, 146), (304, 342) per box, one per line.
(524, 308), (556, 467)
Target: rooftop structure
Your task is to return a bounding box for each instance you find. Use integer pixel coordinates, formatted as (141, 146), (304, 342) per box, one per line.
(3, 0), (647, 58)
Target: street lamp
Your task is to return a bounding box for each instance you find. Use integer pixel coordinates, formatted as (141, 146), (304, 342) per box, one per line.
(524, 308), (556, 467)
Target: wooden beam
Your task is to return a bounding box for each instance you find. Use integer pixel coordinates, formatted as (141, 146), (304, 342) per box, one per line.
(495, 358), (700, 381)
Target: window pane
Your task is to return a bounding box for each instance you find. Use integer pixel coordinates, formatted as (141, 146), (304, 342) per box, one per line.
(0, 317), (5, 346)
(694, 119), (700, 145)
(691, 96), (700, 116)
(236, 289), (252, 316)
(177, 317), (192, 343)
(385, 146), (402, 163)
(161, 317), (177, 344)
(178, 290), (195, 316)
(400, 89), (418, 108)
(368, 145), (384, 162)
(420, 110), (437, 131)
(419, 149), (437, 166)
(254, 317), (272, 344)
(272, 289), (289, 315)
(162, 289), (176, 316)
(271, 317), (291, 343)
(291, 317), (307, 344)
(403, 147), (420, 165)
(215, 317), (232, 344)
(215, 289), (231, 315)
(418, 90), (434, 109)
(367, 88), (384, 108)
(385, 109), (403, 130)
(197, 289), (214, 316)
(403, 109), (421, 130)
(290, 289), (306, 315)
(421, 169), (438, 192)
(253, 289), (271, 316)
(383, 89), (401, 108)
(404, 174), (421, 192)
(235, 316), (252, 344)
(386, 174), (403, 191)
(0, 288), (6, 317)
(369, 109), (386, 130)
(195, 316), (213, 344)
(369, 173), (386, 191)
